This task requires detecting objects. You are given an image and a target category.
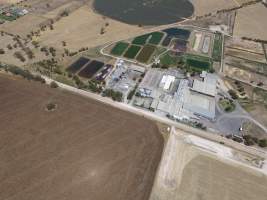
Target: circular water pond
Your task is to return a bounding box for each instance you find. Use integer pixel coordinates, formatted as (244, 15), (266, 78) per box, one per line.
(93, 0), (194, 25)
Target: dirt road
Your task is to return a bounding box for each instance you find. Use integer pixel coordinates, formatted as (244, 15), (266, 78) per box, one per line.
(42, 76), (267, 160)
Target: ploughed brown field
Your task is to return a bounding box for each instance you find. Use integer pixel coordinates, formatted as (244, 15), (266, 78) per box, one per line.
(0, 74), (163, 200)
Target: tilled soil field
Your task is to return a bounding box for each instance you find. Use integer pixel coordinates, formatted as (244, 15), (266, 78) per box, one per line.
(0, 74), (163, 200)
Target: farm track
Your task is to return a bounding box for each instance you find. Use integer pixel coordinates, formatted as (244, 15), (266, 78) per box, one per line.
(0, 74), (164, 200)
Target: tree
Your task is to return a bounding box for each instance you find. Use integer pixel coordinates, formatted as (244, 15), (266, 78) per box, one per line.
(61, 10), (69, 17)
(0, 49), (5, 54)
(259, 139), (267, 148)
(257, 82), (263, 87)
(62, 41), (67, 47)
(14, 51), (26, 62)
(100, 27), (105, 35)
(7, 44), (13, 50)
(49, 24), (54, 30)
(243, 135), (254, 146)
(103, 89), (123, 102)
(209, 68), (215, 73)
(127, 87), (137, 100)
(32, 41), (40, 48)
(50, 81), (58, 88)
(46, 102), (56, 111)
(228, 89), (238, 99)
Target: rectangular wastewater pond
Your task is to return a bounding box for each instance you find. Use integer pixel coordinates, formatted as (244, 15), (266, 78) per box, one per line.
(163, 28), (191, 40)
(78, 60), (105, 79)
(67, 57), (90, 73)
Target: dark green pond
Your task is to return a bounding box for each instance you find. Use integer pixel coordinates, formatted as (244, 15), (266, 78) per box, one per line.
(93, 0), (194, 25)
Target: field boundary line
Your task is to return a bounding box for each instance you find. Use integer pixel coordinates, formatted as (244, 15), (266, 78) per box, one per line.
(42, 75), (267, 160)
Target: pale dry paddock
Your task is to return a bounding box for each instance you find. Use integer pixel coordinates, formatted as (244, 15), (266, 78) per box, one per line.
(37, 5), (146, 51)
(234, 3), (267, 40)
(190, 0), (237, 16)
(150, 128), (267, 200)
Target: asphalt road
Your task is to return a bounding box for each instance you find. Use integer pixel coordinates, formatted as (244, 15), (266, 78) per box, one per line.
(43, 76), (267, 159)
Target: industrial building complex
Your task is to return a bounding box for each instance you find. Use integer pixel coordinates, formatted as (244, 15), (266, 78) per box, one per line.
(135, 68), (217, 121)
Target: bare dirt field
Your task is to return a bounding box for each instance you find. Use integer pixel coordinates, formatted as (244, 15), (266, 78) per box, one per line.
(190, 0), (237, 16)
(0, 73), (163, 200)
(234, 3), (267, 40)
(150, 129), (267, 200)
(37, 5), (145, 51)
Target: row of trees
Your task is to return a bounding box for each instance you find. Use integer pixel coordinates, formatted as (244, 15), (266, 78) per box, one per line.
(243, 135), (267, 147)
(102, 89), (123, 102)
(0, 64), (45, 83)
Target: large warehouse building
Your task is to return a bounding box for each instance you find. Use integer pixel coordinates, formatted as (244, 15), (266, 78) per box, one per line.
(136, 69), (217, 121)
(191, 72), (217, 97)
(184, 91), (216, 120)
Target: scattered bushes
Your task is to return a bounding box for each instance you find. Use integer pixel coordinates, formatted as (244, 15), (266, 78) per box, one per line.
(259, 139), (267, 148)
(73, 75), (86, 89)
(243, 135), (255, 146)
(46, 102), (57, 111)
(228, 89), (238, 99)
(88, 80), (103, 93)
(50, 81), (58, 88)
(103, 89), (123, 102)
(127, 86), (137, 100)
(14, 51), (26, 62)
(243, 135), (267, 148)
(0, 49), (5, 54)
(2, 65), (46, 83)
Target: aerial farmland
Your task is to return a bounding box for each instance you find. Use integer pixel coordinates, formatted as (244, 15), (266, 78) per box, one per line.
(0, 73), (163, 200)
(1, 0), (267, 200)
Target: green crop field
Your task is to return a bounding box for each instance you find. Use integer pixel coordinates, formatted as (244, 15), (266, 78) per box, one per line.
(132, 34), (150, 45)
(148, 32), (164, 45)
(184, 54), (212, 72)
(212, 33), (223, 62)
(110, 42), (129, 56)
(124, 45), (142, 59)
(136, 44), (156, 63)
(160, 51), (183, 67)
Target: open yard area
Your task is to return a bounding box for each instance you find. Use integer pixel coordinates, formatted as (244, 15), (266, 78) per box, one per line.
(234, 3), (267, 40)
(150, 129), (267, 200)
(37, 5), (145, 51)
(189, 0), (237, 16)
(0, 73), (163, 200)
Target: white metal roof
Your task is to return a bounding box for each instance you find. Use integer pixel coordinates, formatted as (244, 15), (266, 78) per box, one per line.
(160, 75), (175, 90)
(192, 73), (217, 97)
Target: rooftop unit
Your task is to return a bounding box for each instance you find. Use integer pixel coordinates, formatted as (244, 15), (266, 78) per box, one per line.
(160, 75), (175, 91)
